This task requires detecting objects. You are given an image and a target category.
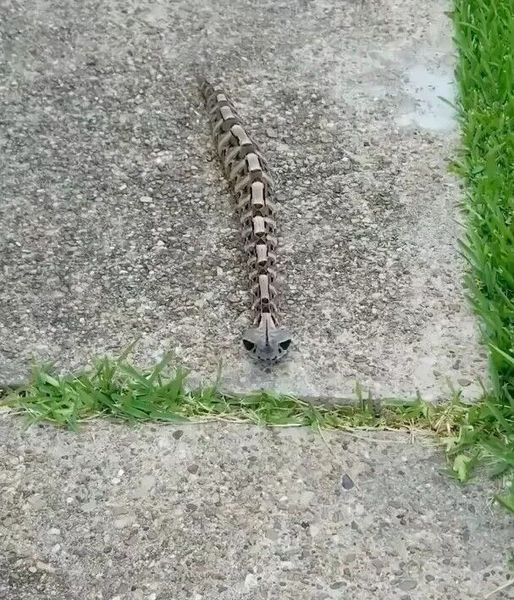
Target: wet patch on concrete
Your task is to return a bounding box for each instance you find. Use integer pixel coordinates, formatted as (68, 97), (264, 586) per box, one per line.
(398, 62), (456, 131)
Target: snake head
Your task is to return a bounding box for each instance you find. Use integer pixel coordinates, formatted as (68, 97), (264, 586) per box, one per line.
(242, 315), (292, 364)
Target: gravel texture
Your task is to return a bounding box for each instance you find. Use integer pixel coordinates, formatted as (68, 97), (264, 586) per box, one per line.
(0, 416), (512, 600)
(0, 0), (486, 399)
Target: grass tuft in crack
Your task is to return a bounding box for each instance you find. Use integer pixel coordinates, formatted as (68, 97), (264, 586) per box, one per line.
(450, 0), (514, 515)
(2, 355), (429, 430)
(1, 353), (512, 513)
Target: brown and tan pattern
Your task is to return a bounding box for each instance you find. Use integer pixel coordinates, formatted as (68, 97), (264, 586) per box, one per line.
(200, 80), (292, 364)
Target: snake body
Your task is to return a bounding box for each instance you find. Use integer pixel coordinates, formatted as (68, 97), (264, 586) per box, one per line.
(200, 80), (292, 364)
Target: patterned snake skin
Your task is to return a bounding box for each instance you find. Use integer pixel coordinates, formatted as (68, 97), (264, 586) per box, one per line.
(200, 80), (292, 364)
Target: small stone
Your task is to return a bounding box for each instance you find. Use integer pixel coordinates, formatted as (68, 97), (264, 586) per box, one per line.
(111, 504), (128, 516)
(28, 566), (37, 574)
(139, 196), (153, 203)
(36, 561), (56, 574)
(341, 474), (354, 490)
(28, 494), (46, 510)
(244, 573), (258, 590)
(457, 378), (472, 387)
(83, 497), (99, 512)
(48, 528), (61, 536)
(341, 156), (351, 170)
(266, 128), (278, 139)
(397, 579), (417, 591)
(172, 430), (184, 440)
(114, 514), (136, 529)
(330, 582), (346, 590)
(187, 464), (199, 474)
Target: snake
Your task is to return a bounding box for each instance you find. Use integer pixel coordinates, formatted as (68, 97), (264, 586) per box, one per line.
(200, 79), (292, 365)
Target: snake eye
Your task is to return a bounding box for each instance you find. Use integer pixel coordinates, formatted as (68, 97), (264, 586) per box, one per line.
(243, 339), (256, 352)
(279, 339), (291, 352)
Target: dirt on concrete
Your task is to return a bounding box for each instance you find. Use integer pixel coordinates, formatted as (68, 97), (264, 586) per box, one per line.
(0, 0), (486, 398)
(0, 416), (512, 600)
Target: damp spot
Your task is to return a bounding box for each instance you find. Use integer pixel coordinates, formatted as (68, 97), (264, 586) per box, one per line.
(397, 63), (456, 131)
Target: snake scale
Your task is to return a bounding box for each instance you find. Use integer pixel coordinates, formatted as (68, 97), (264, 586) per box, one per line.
(200, 79), (292, 364)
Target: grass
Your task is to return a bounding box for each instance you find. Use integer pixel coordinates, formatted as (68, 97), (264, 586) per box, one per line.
(448, 0), (514, 513)
(0, 353), (513, 513)
(452, 0), (514, 399)
(1, 354), (440, 431)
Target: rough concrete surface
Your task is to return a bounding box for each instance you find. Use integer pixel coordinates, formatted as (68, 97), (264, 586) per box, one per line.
(0, 0), (487, 398)
(0, 416), (513, 600)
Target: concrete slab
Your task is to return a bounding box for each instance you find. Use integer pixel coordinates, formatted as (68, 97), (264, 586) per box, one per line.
(0, 0), (487, 398)
(0, 417), (512, 599)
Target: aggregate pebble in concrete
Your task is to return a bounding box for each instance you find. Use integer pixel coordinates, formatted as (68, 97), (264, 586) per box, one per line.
(0, 416), (512, 600)
(0, 0), (486, 398)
